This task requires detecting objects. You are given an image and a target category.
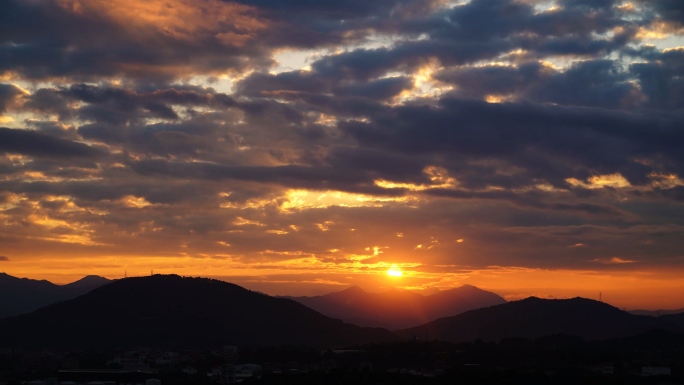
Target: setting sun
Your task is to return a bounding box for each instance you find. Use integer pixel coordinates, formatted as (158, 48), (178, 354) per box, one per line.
(387, 265), (402, 277)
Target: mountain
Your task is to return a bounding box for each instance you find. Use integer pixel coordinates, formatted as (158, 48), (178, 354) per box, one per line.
(0, 275), (396, 349)
(0, 273), (111, 318)
(629, 308), (684, 317)
(63, 275), (112, 290)
(659, 311), (684, 328)
(0, 273), (62, 318)
(283, 284), (507, 330)
(398, 297), (680, 343)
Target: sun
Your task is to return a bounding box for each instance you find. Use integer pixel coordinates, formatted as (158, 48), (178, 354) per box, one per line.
(387, 265), (402, 277)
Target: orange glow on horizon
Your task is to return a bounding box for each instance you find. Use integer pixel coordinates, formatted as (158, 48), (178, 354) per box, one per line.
(5, 259), (684, 310)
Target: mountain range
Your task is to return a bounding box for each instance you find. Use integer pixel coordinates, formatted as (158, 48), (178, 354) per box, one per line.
(0, 275), (396, 348)
(283, 284), (507, 330)
(1, 274), (683, 349)
(398, 296), (684, 342)
(0, 273), (111, 318)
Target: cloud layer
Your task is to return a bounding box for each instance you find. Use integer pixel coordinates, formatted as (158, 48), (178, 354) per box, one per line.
(1, 0), (683, 303)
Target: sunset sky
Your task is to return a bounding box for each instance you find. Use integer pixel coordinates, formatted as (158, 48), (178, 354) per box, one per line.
(1, 0), (683, 309)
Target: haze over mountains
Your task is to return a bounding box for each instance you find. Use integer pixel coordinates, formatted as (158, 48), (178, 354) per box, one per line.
(0, 273), (111, 318)
(284, 284), (507, 330)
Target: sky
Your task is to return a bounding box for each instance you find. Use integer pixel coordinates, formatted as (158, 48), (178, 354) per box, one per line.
(1, 0), (683, 309)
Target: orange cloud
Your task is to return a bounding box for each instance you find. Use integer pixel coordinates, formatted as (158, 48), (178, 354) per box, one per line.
(593, 257), (636, 265)
(57, 0), (268, 47)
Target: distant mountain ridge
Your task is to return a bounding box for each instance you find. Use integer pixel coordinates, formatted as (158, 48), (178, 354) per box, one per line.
(283, 284), (507, 330)
(398, 297), (683, 343)
(0, 275), (396, 348)
(629, 308), (684, 317)
(63, 275), (111, 290)
(0, 273), (111, 318)
(659, 312), (684, 329)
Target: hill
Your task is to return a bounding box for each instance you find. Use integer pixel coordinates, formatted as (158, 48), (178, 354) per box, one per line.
(398, 297), (679, 342)
(0, 275), (396, 348)
(0, 273), (111, 318)
(283, 284), (506, 330)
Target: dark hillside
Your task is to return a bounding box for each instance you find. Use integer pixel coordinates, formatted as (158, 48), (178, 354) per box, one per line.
(399, 297), (673, 342)
(0, 275), (396, 348)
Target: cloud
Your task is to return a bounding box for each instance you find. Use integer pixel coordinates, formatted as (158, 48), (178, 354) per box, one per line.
(0, 0), (683, 298)
(630, 47), (684, 110)
(593, 257), (636, 264)
(0, 127), (106, 159)
(437, 59), (643, 109)
(340, 97), (683, 190)
(0, 256), (9, 261)
(0, 0), (272, 81)
(0, 84), (28, 114)
(0, 0), (446, 82)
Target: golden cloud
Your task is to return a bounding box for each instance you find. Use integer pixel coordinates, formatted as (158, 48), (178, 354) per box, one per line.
(566, 173), (631, 189)
(58, 0), (269, 47)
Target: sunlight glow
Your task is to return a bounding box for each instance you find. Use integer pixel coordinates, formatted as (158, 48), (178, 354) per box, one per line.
(387, 265), (403, 277)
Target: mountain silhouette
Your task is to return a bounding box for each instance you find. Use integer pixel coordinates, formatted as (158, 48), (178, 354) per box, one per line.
(0, 273), (111, 318)
(629, 308), (684, 317)
(283, 284), (506, 330)
(659, 311), (684, 328)
(398, 297), (678, 342)
(62, 274), (112, 290)
(0, 275), (396, 348)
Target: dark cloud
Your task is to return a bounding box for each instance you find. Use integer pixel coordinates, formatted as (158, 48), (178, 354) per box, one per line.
(630, 48), (684, 111)
(333, 76), (414, 100)
(0, 84), (26, 113)
(438, 59), (642, 109)
(325, 146), (428, 184)
(127, 159), (406, 197)
(236, 71), (338, 97)
(23, 88), (74, 121)
(237, 71), (413, 101)
(435, 61), (547, 99)
(241, 0), (444, 48)
(340, 97), (683, 189)
(525, 60), (640, 109)
(651, 186), (684, 202)
(636, 0), (684, 26)
(0, 256), (9, 261)
(424, 188), (624, 216)
(0, 127), (106, 159)
(561, 0), (617, 9)
(241, 0), (436, 16)
(264, 0), (639, 91)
